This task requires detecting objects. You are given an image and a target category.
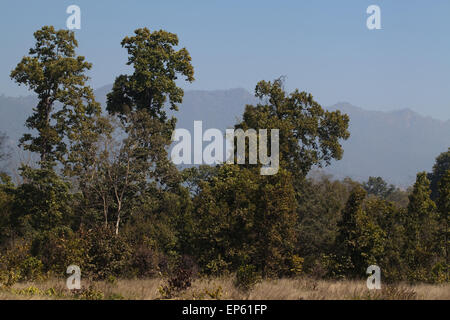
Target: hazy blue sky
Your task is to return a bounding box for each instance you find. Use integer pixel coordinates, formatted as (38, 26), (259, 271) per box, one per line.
(1, 0), (449, 120)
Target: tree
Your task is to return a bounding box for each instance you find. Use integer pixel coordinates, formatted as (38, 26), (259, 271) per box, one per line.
(436, 170), (450, 280)
(182, 165), (220, 196)
(295, 174), (351, 272)
(364, 198), (406, 282)
(106, 28), (194, 128)
(104, 111), (179, 235)
(235, 78), (350, 179)
(336, 186), (367, 276)
(104, 28), (194, 235)
(10, 26), (100, 168)
(64, 115), (114, 231)
(0, 173), (16, 246)
(234, 79), (351, 268)
(12, 167), (72, 235)
(404, 172), (440, 281)
(334, 186), (388, 278)
(191, 165), (298, 277)
(428, 148), (450, 201)
(363, 176), (395, 199)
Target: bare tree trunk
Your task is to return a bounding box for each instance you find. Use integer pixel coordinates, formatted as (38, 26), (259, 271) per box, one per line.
(102, 195), (108, 228)
(115, 199), (122, 235)
(115, 210), (120, 236)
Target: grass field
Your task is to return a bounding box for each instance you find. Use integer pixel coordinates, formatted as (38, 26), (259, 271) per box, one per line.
(1, 277), (449, 300)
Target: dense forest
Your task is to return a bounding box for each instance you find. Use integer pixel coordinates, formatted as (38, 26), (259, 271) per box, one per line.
(0, 26), (448, 290)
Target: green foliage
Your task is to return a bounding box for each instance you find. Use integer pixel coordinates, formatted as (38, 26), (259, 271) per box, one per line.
(363, 177), (395, 199)
(436, 170), (450, 281)
(289, 255), (305, 276)
(404, 172), (442, 282)
(296, 175), (353, 272)
(2, 26), (447, 287)
(0, 242), (44, 283)
(129, 245), (160, 278)
(335, 185), (367, 276)
(159, 256), (196, 299)
(30, 227), (86, 275)
(84, 227), (133, 280)
(0, 173), (15, 244)
(364, 199), (406, 282)
(191, 165), (298, 277)
(12, 167), (72, 234)
(71, 285), (105, 300)
(235, 78), (350, 178)
(362, 176), (410, 208)
(18, 256), (44, 281)
(107, 28), (194, 126)
(10, 26), (100, 168)
(335, 186), (387, 278)
(234, 264), (261, 292)
(0, 270), (21, 288)
(428, 148), (450, 201)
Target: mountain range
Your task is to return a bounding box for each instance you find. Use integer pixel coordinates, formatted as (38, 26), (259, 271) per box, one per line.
(1, 85), (449, 187)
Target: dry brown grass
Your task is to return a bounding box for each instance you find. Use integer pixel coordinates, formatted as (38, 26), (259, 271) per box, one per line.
(1, 277), (449, 300)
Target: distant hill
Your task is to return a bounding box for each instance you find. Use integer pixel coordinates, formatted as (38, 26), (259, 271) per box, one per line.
(326, 103), (450, 186)
(1, 87), (449, 187)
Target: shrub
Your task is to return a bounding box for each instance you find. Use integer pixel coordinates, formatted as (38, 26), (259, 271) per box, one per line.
(71, 285), (104, 300)
(234, 264), (261, 292)
(84, 227), (133, 280)
(0, 269), (20, 287)
(159, 256), (197, 299)
(289, 255), (304, 276)
(18, 256), (44, 281)
(30, 227), (86, 276)
(130, 245), (159, 277)
(205, 257), (231, 276)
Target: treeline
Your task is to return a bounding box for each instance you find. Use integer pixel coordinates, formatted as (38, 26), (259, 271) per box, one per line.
(0, 26), (448, 286)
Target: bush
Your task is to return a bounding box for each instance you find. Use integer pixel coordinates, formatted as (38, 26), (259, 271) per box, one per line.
(0, 269), (20, 287)
(0, 241), (44, 283)
(205, 257), (231, 276)
(159, 256), (197, 298)
(130, 245), (159, 277)
(30, 227), (86, 276)
(85, 227), (133, 280)
(234, 264), (261, 292)
(18, 256), (43, 281)
(71, 285), (105, 300)
(289, 255), (304, 276)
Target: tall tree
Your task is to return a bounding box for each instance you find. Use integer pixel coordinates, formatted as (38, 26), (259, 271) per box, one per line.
(336, 186), (367, 276)
(404, 172), (440, 281)
(106, 28), (194, 129)
(235, 78), (350, 179)
(428, 148), (450, 201)
(191, 165), (298, 277)
(436, 170), (450, 280)
(10, 26), (100, 168)
(295, 175), (354, 271)
(104, 28), (195, 234)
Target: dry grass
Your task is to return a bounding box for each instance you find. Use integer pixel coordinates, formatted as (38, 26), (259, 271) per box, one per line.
(1, 277), (449, 300)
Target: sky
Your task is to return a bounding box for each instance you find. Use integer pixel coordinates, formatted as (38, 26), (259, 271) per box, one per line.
(1, 0), (449, 120)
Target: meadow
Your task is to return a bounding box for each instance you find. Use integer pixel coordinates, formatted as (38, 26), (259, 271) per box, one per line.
(1, 277), (448, 300)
